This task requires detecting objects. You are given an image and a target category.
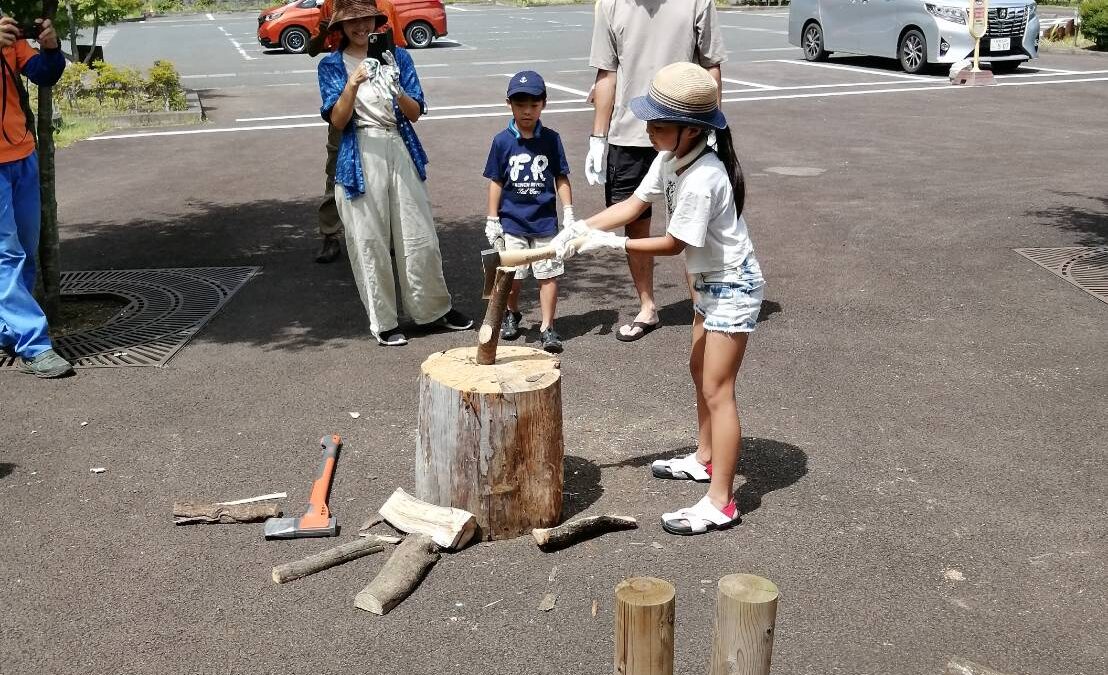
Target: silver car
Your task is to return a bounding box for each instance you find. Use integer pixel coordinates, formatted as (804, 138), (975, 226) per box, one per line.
(788, 0), (1040, 74)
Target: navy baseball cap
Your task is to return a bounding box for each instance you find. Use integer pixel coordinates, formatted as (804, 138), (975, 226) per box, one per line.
(507, 71), (546, 97)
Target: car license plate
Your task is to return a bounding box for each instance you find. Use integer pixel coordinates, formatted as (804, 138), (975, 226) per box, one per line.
(990, 38), (1011, 52)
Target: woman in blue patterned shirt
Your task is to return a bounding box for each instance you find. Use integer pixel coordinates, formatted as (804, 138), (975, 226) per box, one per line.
(318, 0), (471, 346)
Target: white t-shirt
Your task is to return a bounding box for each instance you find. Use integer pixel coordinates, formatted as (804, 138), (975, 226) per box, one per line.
(342, 53), (397, 131)
(589, 0), (726, 147)
(633, 150), (754, 274)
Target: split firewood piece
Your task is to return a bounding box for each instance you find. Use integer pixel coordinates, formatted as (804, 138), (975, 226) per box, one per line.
(532, 515), (638, 551)
(173, 501), (280, 525)
(378, 487), (477, 550)
(354, 534), (440, 616)
(271, 538), (391, 585)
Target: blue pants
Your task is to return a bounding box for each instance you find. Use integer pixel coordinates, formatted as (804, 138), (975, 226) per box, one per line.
(0, 152), (51, 359)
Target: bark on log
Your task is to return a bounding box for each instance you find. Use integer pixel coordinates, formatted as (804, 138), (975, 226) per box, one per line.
(416, 346), (564, 541)
(271, 538), (388, 584)
(173, 501), (280, 525)
(708, 574), (779, 675)
(378, 487), (477, 550)
(532, 515), (638, 551)
(476, 266), (515, 365)
(354, 534), (440, 616)
(614, 577), (675, 675)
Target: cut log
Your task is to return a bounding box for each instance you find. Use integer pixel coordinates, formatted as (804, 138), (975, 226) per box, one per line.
(354, 534), (440, 616)
(416, 346), (564, 541)
(708, 574), (779, 675)
(532, 515), (638, 551)
(477, 266), (515, 365)
(378, 487), (477, 550)
(271, 538), (389, 585)
(173, 501), (280, 525)
(614, 577), (675, 675)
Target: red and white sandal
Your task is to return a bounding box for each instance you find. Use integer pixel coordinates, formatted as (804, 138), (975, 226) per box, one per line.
(661, 496), (740, 536)
(650, 454), (712, 482)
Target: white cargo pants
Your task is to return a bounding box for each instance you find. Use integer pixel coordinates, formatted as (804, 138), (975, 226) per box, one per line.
(335, 127), (452, 334)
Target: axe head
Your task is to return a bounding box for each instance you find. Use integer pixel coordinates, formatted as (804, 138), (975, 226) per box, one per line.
(481, 248), (502, 299)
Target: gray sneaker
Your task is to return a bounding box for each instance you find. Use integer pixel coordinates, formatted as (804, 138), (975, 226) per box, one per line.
(540, 328), (563, 354)
(20, 349), (75, 378)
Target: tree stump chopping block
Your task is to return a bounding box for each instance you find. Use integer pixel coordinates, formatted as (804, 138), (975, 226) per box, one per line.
(416, 346), (564, 541)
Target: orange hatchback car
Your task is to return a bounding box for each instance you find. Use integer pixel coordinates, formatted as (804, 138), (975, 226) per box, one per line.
(257, 0), (448, 53)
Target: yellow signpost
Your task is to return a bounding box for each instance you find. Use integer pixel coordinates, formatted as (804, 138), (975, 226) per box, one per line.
(970, 0), (988, 72)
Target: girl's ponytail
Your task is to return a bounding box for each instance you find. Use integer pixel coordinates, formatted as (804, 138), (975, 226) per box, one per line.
(713, 127), (745, 217)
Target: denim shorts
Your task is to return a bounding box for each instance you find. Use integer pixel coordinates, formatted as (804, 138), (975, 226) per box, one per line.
(692, 257), (765, 334)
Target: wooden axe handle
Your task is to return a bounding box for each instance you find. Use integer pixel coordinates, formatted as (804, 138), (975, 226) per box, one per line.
(497, 236), (587, 268)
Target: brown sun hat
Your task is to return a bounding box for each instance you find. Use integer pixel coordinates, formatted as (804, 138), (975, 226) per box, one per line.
(330, 0), (386, 31)
(629, 62), (727, 130)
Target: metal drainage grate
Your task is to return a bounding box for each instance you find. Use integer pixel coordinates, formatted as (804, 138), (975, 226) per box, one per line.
(1, 267), (259, 369)
(1015, 247), (1108, 305)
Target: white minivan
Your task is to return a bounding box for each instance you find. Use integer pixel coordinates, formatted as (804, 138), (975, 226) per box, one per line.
(788, 0), (1040, 74)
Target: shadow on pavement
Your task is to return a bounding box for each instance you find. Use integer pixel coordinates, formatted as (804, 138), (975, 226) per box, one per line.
(562, 455), (602, 520)
(1030, 192), (1108, 246)
(0, 462), (16, 479)
(599, 437), (808, 516)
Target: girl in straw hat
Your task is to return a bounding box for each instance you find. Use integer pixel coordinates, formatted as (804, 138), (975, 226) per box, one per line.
(317, 0), (471, 346)
(552, 62), (763, 535)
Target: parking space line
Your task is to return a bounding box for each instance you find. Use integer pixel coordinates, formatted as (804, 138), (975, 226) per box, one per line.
(996, 68), (1108, 79)
(1028, 66), (1077, 74)
(236, 99), (588, 121)
(720, 25), (788, 35)
(206, 12), (214, 20)
(722, 74), (1108, 103)
(721, 77), (778, 90)
(543, 81), (591, 97)
(747, 47), (802, 52)
(772, 59), (931, 80)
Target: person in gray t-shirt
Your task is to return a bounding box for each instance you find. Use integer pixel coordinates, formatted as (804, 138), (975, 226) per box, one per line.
(587, 0), (726, 342)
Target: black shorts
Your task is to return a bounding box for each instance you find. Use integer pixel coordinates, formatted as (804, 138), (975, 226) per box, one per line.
(604, 144), (657, 220)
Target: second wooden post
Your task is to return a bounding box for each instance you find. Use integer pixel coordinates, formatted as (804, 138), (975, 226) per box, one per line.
(614, 577), (675, 675)
(708, 574), (779, 675)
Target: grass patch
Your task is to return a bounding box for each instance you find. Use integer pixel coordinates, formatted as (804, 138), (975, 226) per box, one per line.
(1039, 33), (1100, 51)
(53, 118), (115, 148)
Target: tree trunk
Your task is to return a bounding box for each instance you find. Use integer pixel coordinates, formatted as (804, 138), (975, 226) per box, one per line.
(36, 0), (62, 321)
(614, 577), (675, 675)
(66, 2), (78, 59)
(84, 15), (99, 64)
(708, 574), (779, 675)
(416, 346), (564, 541)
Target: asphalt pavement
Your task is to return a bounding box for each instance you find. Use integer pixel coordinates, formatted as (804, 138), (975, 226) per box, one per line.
(1, 5), (1106, 675)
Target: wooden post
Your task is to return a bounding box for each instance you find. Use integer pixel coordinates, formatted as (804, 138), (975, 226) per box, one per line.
(708, 574), (779, 675)
(614, 577), (675, 675)
(476, 266), (515, 365)
(416, 346), (563, 541)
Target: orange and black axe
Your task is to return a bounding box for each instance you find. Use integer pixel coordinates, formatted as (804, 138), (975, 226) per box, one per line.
(264, 435), (341, 539)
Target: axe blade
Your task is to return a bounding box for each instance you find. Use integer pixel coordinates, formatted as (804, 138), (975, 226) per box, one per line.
(481, 248), (502, 299)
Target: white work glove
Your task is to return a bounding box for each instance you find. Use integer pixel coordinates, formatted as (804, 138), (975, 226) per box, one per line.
(578, 229), (628, 255)
(551, 220), (591, 261)
(361, 57), (381, 82)
(584, 135), (607, 186)
(379, 64), (401, 98)
(562, 205), (575, 228)
(485, 216), (504, 248)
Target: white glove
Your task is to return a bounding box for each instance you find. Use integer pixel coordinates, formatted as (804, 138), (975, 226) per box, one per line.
(584, 135), (607, 186)
(578, 229), (628, 255)
(361, 57), (381, 81)
(372, 63), (401, 100)
(562, 205), (575, 227)
(484, 216), (504, 248)
(551, 220), (591, 261)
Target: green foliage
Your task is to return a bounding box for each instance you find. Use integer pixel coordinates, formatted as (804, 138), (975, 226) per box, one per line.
(1081, 0), (1108, 47)
(152, 0), (184, 12)
(45, 59), (189, 115)
(146, 60), (187, 111)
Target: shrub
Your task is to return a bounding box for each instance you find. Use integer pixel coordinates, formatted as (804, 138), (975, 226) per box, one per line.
(1082, 0), (1108, 47)
(146, 60), (188, 111)
(93, 62), (145, 108)
(57, 62), (91, 108)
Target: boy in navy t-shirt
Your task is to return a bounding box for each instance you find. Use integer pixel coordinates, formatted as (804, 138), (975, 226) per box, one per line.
(483, 71), (574, 353)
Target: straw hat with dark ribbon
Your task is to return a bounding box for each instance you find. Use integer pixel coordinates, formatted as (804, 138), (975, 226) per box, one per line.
(329, 0), (386, 32)
(629, 62), (727, 130)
